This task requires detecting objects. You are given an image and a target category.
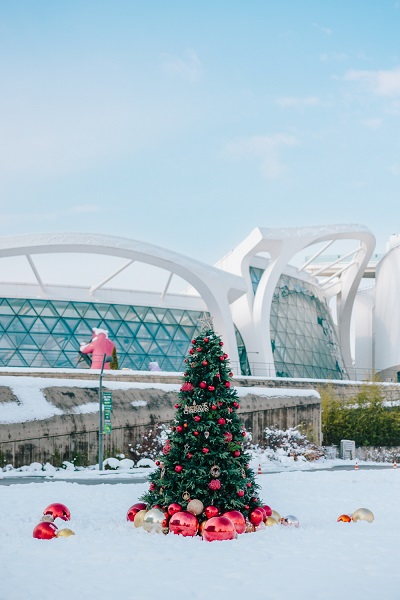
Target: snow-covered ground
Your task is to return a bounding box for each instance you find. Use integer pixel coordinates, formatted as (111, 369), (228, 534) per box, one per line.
(1, 467), (399, 600)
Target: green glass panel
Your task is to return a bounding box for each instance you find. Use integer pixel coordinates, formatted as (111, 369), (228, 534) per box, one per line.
(62, 303), (81, 318)
(8, 318), (26, 333)
(83, 305), (102, 319)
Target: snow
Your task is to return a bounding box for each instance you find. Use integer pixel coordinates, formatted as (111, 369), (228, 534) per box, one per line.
(1, 467), (399, 600)
(0, 375), (318, 425)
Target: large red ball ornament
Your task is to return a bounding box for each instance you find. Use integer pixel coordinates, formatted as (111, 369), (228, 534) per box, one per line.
(262, 505), (273, 518)
(205, 505), (220, 518)
(168, 503), (182, 516)
(33, 521), (58, 539)
(127, 503), (147, 522)
(176, 425), (183, 433)
(249, 508), (264, 526)
(233, 450), (241, 457)
(169, 511), (199, 537)
(208, 385), (215, 391)
(43, 503), (71, 521)
(218, 418), (226, 425)
(203, 338), (209, 343)
(223, 510), (246, 534)
(194, 416), (201, 422)
(199, 381), (207, 389)
(225, 382), (231, 388)
(202, 516), (236, 542)
(237, 489), (245, 497)
(175, 465), (183, 473)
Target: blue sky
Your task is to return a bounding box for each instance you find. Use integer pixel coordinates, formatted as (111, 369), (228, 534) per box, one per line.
(1, 1), (400, 263)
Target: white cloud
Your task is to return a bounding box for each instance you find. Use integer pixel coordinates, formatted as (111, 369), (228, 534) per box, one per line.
(225, 134), (298, 179)
(344, 68), (400, 96)
(312, 23), (332, 35)
(362, 118), (382, 129)
(389, 163), (400, 176)
(161, 50), (202, 82)
(277, 96), (320, 108)
(320, 52), (347, 62)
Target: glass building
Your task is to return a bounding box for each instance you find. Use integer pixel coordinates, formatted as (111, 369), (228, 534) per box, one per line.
(250, 268), (347, 379)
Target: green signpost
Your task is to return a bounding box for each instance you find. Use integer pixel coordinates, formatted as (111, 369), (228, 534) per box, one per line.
(103, 391), (113, 434)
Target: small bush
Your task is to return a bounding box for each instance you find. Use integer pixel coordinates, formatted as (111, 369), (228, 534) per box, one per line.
(127, 424), (171, 463)
(321, 383), (400, 446)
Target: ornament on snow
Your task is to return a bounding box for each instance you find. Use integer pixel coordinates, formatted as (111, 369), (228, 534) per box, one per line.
(271, 509), (281, 522)
(187, 499), (204, 516)
(265, 517), (279, 526)
(169, 511), (199, 537)
(222, 511), (246, 534)
(143, 508), (166, 533)
(202, 516), (236, 542)
(351, 508), (374, 523)
(281, 515), (300, 527)
(56, 528), (75, 538)
(43, 503), (71, 521)
(134, 510), (147, 528)
(337, 514), (352, 523)
(127, 502), (147, 522)
(249, 508), (264, 526)
(33, 521), (58, 540)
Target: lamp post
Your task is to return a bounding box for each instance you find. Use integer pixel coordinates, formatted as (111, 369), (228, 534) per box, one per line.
(98, 353), (112, 471)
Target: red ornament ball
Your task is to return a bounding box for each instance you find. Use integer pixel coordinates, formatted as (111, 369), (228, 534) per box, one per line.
(175, 465), (183, 473)
(33, 521), (58, 540)
(202, 447), (210, 454)
(208, 479), (221, 491)
(189, 349), (194, 355)
(203, 337), (209, 343)
(149, 483), (156, 491)
(237, 489), (245, 497)
(211, 405), (217, 410)
(219, 356), (225, 361)
(219, 341), (224, 346)
(202, 360), (208, 366)
(249, 508), (264, 526)
(218, 418), (226, 425)
(224, 432), (233, 443)
(223, 510), (246, 534)
(233, 450), (241, 457)
(193, 431), (199, 436)
(196, 347), (202, 352)
(176, 425), (183, 433)
(43, 503), (71, 522)
(169, 511), (199, 537)
(127, 502), (147, 522)
(191, 339), (196, 344)
(203, 516), (236, 542)
(205, 505), (220, 518)
(199, 381), (207, 389)
(167, 503), (182, 516)
(208, 385), (215, 391)
(262, 505), (273, 517)
(194, 415), (201, 422)
(225, 382), (231, 388)
(174, 403), (180, 408)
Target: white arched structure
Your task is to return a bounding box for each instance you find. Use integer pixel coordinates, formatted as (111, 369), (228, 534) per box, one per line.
(218, 225), (375, 376)
(0, 233), (247, 373)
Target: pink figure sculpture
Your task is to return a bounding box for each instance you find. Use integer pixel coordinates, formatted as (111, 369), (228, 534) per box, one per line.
(80, 328), (116, 370)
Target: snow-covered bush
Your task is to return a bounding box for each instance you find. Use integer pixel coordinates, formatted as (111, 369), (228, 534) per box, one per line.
(128, 424), (171, 464)
(246, 426), (325, 462)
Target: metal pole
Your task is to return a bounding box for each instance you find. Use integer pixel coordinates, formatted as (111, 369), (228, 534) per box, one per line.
(98, 353), (106, 471)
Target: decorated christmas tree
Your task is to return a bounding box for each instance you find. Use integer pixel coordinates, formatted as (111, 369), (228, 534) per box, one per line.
(140, 319), (264, 537)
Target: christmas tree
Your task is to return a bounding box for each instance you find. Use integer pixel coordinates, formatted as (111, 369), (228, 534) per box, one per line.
(141, 321), (262, 522)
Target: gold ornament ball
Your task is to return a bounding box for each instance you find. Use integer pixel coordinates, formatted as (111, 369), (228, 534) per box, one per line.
(143, 508), (166, 533)
(187, 499), (204, 516)
(351, 508), (374, 523)
(134, 509), (147, 528)
(244, 521), (255, 533)
(56, 528), (75, 538)
(265, 516), (278, 527)
(271, 509), (281, 522)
